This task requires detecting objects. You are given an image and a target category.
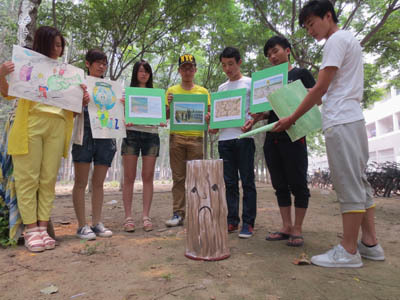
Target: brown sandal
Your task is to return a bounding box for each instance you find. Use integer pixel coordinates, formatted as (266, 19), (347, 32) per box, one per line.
(143, 217), (153, 232)
(124, 218), (135, 232)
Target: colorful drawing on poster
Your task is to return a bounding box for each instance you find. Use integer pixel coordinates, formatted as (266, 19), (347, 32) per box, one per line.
(92, 82), (117, 127)
(86, 76), (126, 139)
(174, 102), (205, 124)
(8, 45), (84, 113)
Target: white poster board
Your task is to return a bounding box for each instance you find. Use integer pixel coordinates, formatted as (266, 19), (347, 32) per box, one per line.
(8, 45), (84, 113)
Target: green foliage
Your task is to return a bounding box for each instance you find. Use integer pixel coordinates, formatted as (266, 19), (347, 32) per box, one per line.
(363, 63), (385, 109)
(0, 208), (15, 248)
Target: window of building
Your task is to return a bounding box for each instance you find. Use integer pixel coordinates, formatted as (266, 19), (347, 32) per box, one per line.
(377, 116), (394, 135)
(377, 148), (394, 162)
(366, 123), (376, 138)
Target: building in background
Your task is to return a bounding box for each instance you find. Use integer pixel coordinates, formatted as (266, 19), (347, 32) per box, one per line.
(309, 87), (400, 171)
(364, 87), (400, 162)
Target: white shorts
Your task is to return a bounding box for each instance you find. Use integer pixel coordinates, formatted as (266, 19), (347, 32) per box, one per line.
(324, 120), (374, 213)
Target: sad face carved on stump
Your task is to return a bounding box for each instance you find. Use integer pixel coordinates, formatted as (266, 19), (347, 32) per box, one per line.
(185, 160), (229, 261)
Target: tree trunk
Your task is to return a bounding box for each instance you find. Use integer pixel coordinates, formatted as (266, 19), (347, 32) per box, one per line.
(17, 0), (42, 48)
(185, 159), (230, 261)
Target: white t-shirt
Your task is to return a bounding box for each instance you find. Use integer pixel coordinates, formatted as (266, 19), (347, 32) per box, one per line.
(217, 76), (252, 141)
(320, 30), (364, 131)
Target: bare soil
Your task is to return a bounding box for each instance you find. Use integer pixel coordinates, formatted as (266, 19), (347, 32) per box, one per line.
(1, 182), (400, 300)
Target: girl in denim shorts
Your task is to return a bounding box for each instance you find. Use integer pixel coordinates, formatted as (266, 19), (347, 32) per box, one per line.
(121, 60), (160, 232)
(71, 49), (116, 240)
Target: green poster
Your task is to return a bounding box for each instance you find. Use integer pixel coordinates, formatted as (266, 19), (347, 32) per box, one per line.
(250, 62), (288, 113)
(268, 80), (322, 142)
(125, 87), (166, 125)
(170, 94), (208, 131)
(210, 88), (246, 129)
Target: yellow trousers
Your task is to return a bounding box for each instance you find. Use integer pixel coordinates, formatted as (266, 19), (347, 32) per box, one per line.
(13, 114), (66, 224)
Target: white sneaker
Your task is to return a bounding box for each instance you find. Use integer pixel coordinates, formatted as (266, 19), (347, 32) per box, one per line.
(358, 241), (385, 261)
(91, 222), (113, 237)
(77, 225), (96, 240)
(165, 214), (183, 227)
(311, 244), (363, 268)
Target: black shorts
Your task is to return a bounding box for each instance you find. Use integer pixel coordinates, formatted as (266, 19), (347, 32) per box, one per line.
(72, 125), (116, 166)
(121, 130), (160, 157)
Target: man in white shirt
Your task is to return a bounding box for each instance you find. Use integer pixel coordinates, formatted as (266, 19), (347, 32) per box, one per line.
(210, 47), (257, 238)
(275, 0), (384, 267)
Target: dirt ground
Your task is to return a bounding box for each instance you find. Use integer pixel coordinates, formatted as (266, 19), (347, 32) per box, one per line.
(1, 182), (400, 300)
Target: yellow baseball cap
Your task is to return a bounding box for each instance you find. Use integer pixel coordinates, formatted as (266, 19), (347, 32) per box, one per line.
(178, 54), (196, 67)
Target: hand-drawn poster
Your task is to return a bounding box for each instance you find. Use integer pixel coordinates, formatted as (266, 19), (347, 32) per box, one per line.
(250, 62), (288, 113)
(125, 87), (166, 125)
(268, 80), (322, 142)
(86, 76), (126, 139)
(8, 45), (84, 113)
(170, 94), (208, 131)
(210, 88), (246, 129)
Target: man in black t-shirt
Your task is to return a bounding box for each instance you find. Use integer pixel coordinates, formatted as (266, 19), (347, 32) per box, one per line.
(255, 36), (316, 247)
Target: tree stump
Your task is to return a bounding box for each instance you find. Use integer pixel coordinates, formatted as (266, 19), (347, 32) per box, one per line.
(185, 159), (230, 261)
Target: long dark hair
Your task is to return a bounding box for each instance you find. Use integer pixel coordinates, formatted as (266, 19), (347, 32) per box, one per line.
(85, 49), (107, 76)
(32, 26), (65, 58)
(130, 60), (153, 88)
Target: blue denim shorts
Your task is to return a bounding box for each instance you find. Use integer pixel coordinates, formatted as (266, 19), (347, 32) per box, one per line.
(121, 130), (160, 157)
(72, 125), (116, 166)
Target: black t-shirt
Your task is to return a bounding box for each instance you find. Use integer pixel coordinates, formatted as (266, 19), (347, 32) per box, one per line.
(266, 67), (316, 140)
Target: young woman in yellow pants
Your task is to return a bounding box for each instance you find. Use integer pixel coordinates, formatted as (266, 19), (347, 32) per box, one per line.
(0, 26), (89, 252)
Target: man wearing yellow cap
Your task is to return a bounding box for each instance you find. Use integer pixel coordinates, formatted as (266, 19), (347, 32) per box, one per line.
(165, 54), (210, 227)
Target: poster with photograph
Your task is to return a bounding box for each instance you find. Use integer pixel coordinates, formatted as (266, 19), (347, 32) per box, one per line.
(250, 62), (288, 113)
(8, 45), (84, 113)
(268, 80), (322, 142)
(86, 76), (126, 139)
(210, 88), (246, 129)
(170, 94), (208, 131)
(125, 87), (166, 125)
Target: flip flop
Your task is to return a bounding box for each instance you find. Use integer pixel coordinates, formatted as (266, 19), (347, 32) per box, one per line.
(265, 231), (290, 241)
(287, 235), (304, 247)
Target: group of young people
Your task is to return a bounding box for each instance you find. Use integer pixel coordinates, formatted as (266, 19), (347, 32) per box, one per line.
(0, 0), (385, 268)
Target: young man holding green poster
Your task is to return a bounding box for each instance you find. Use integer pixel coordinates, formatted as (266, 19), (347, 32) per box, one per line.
(165, 54), (210, 227)
(260, 36), (315, 247)
(211, 47), (257, 238)
(274, 0), (384, 267)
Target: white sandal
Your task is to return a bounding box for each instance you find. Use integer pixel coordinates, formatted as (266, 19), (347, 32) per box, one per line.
(143, 217), (153, 232)
(24, 227), (45, 252)
(38, 226), (56, 250)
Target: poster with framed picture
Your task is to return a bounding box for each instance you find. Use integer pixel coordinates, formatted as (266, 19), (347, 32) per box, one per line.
(125, 87), (166, 125)
(250, 62), (288, 113)
(170, 94), (208, 131)
(210, 88), (246, 129)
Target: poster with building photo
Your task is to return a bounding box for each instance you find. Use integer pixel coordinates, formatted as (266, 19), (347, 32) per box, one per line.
(170, 94), (208, 131)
